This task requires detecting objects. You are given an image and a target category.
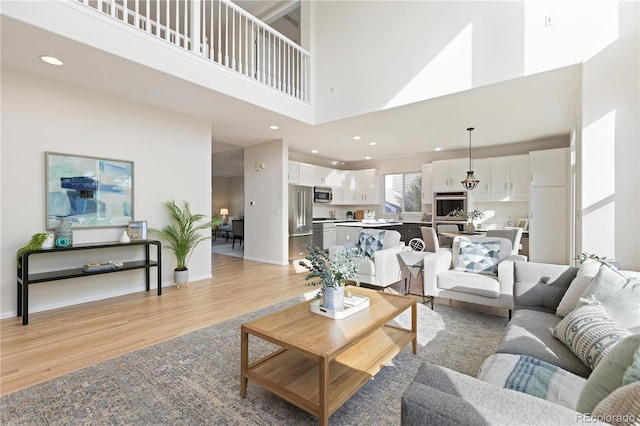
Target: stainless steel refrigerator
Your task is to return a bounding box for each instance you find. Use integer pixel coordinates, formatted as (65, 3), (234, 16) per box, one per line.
(288, 184), (313, 260)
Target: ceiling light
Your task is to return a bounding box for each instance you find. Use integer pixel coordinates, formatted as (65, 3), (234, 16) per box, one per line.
(461, 127), (480, 190)
(40, 56), (63, 66)
(435, 147), (442, 152)
(311, 150), (318, 154)
(365, 156), (371, 160)
(369, 142), (377, 146)
(268, 125), (279, 130)
(353, 136), (361, 140)
(331, 161), (339, 165)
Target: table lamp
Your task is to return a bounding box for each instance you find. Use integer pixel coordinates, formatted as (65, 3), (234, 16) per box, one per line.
(220, 208), (229, 224)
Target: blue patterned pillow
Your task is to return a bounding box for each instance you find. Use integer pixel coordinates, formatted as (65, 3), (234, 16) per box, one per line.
(454, 239), (501, 275)
(358, 231), (385, 259)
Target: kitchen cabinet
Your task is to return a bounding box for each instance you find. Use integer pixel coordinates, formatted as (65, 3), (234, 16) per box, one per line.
(298, 162), (315, 187)
(421, 164), (433, 206)
(468, 158), (491, 198)
(288, 161), (299, 184)
(529, 148), (569, 264)
(355, 169), (380, 205)
(322, 227), (337, 249)
(486, 155), (529, 202)
(341, 170), (356, 204)
(432, 158), (468, 192)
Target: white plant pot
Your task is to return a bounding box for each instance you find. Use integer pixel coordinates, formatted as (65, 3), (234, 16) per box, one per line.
(174, 269), (189, 289)
(41, 233), (55, 249)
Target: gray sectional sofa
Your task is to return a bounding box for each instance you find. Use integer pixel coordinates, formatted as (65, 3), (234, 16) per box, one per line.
(401, 260), (640, 425)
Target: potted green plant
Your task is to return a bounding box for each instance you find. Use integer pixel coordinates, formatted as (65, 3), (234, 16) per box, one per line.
(299, 245), (359, 311)
(149, 200), (222, 288)
(449, 207), (485, 233)
(346, 211), (354, 220)
(16, 233), (53, 267)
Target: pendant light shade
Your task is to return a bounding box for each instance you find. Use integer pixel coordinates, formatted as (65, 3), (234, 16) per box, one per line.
(461, 127), (479, 190)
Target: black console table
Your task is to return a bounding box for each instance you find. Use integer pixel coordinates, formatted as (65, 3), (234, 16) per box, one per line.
(17, 240), (162, 325)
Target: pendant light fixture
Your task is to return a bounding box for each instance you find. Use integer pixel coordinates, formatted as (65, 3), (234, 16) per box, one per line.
(461, 127), (480, 190)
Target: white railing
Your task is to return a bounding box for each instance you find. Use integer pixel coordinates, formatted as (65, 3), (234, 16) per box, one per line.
(76, 0), (310, 103)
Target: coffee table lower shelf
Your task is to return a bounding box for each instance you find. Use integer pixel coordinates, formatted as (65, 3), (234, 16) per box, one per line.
(244, 324), (414, 419)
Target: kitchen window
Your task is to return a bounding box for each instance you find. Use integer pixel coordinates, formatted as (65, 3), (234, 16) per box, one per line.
(384, 172), (422, 213)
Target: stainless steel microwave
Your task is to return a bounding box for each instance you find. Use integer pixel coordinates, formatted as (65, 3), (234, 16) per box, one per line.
(313, 186), (333, 203)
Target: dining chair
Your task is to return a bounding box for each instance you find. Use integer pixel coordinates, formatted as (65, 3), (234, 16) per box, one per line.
(437, 224), (459, 248)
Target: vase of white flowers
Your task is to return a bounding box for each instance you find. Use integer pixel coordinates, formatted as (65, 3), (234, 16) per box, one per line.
(299, 245), (359, 312)
(449, 207), (485, 234)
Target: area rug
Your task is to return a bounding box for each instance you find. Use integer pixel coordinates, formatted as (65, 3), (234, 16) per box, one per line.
(211, 242), (243, 258)
(1, 299), (508, 425)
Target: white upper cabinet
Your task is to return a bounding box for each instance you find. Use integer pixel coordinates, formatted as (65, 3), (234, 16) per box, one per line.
(432, 158), (468, 192)
(341, 170), (357, 204)
(530, 148), (567, 186)
(288, 161), (300, 184)
(469, 158), (491, 199)
(469, 155), (529, 202)
(355, 169), (380, 205)
(421, 164), (433, 206)
(298, 162), (315, 187)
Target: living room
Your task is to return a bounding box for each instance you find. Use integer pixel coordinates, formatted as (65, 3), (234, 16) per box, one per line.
(1, 0), (639, 424)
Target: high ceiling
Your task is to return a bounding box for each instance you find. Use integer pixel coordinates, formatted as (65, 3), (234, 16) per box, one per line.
(1, 2), (581, 178)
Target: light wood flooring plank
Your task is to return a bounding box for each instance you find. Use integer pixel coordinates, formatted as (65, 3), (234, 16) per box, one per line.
(0, 253), (314, 396)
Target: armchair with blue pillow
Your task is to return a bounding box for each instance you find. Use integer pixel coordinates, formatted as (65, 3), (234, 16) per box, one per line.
(422, 235), (527, 317)
(329, 229), (404, 290)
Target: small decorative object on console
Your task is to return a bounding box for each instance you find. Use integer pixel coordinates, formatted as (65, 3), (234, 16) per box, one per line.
(82, 261), (124, 273)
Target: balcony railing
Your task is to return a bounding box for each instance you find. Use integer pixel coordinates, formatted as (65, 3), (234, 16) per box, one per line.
(76, 0), (310, 103)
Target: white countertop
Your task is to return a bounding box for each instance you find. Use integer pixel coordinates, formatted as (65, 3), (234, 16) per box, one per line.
(335, 221), (403, 228)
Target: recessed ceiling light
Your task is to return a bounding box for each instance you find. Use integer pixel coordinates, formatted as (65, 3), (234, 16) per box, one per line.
(353, 136), (361, 140)
(369, 142), (377, 146)
(311, 150), (318, 154)
(331, 161), (339, 165)
(268, 125), (279, 130)
(365, 156), (371, 160)
(40, 56), (63, 66)
(435, 147), (442, 151)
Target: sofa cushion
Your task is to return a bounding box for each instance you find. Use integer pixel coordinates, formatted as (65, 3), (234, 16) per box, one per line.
(437, 270), (500, 298)
(577, 334), (640, 414)
(513, 261), (579, 314)
(591, 381), (640, 424)
(403, 362), (599, 425)
(358, 231), (385, 259)
(478, 353), (586, 410)
(454, 239), (501, 275)
(452, 236), (512, 267)
(556, 260), (601, 317)
(495, 309), (592, 378)
(550, 297), (632, 370)
(581, 266), (640, 333)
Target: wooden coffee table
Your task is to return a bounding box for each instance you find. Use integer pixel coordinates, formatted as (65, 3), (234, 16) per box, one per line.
(240, 287), (417, 425)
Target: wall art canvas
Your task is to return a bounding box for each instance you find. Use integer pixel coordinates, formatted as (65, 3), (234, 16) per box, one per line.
(46, 152), (134, 229)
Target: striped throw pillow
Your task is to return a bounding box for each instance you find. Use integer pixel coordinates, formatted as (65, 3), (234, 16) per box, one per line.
(550, 296), (632, 370)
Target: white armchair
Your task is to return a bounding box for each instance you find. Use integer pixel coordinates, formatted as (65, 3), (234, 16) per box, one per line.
(330, 229), (404, 291)
(422, 235), (527, 318)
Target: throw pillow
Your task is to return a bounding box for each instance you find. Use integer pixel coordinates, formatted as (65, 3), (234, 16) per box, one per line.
(591, 381), (640, 425)
(576, 334), (640, 414)
(454, 239), (501, 275)
(358, 231), (385, 259)
(549, 297), (632, 371)
(556, 260), (602, 317)
(623, 342), (640, 385)
(580, 266), (640, 333)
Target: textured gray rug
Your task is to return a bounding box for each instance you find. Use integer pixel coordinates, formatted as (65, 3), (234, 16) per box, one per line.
(211, 242), (243, 258)
(1, 299), (507, 425)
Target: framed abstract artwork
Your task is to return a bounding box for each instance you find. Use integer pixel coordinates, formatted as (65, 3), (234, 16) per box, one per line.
(46, 152), (134, 230)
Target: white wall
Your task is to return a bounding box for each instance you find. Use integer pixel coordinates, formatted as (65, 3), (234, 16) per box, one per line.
(580, 1), (640, 270)
(243, 140), (288, 265)
(311, 1), (603, 124)
(1, 70), (212, 318)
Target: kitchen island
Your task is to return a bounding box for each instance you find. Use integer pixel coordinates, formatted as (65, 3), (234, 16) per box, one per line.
(334, 221), (432, 245)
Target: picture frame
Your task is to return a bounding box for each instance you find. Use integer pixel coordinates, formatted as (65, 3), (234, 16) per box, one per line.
(128, 221), (147, 240)
(46, 152), (134, 230)
(517, 218), (529, 231)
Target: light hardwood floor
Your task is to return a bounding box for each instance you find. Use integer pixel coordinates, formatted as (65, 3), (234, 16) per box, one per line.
(0, 253), (315, 396)
(1, 250), (505, 396)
